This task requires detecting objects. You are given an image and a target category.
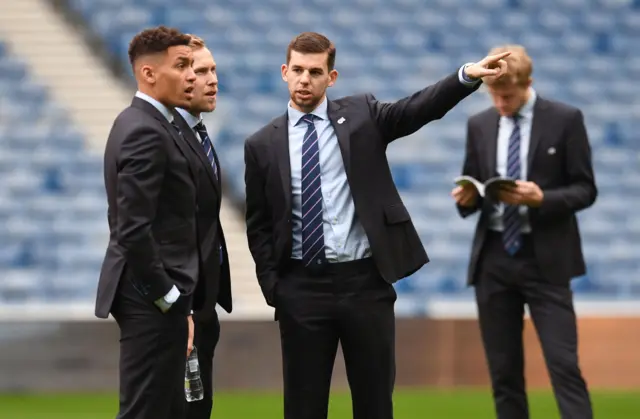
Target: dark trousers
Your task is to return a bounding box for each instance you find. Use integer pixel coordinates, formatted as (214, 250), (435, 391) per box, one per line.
(475, 232), (593, 419)
(111, 277), (189, 419)
(186, 310), (220, 419)
(276, 258), (397, 419)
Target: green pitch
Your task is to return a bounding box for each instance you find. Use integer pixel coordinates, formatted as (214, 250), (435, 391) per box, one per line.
(1, 389), (638, 418)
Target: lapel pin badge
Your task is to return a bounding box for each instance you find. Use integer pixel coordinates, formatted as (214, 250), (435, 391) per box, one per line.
(337, 117), (345, 124)
(547, 147), (556, 155)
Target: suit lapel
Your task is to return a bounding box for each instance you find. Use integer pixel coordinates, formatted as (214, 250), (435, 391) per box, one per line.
(211, 146), (222, 191)
(327, 100), (351, 179)
(165, 121), (200, 185)
(172, 111), (220, 195)
(527, 98), (547, 172)
(272, 114), (291, 211)
(131, 98), (198, 183)
(483, 111), (500, 179)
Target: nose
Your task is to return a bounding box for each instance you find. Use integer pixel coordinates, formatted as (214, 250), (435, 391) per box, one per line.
(300, 70), (311, 84)
(186, 67), (196, 82)
(211, 72), (218, 86)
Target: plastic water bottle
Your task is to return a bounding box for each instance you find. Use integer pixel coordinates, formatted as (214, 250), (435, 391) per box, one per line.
(185, 345), (204, 402)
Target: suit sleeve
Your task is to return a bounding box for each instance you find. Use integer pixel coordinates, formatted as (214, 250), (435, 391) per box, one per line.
(457, 119), (484, 218)
(536, 109), (597, 219)
(116, 126), (174, 302)
(366, 71), (481, 144)
(244, 140), (278, 307)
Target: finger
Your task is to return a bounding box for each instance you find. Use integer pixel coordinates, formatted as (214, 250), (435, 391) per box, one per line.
(479, 68), (501, 77)
(451, 186), (463, 195)
(484, 51), (511, 64)
(493, 60), (508, 76)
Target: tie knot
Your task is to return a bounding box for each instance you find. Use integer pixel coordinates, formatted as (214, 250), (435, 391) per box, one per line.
(195, 121), (206, 133)
(301, 114), (315, 126)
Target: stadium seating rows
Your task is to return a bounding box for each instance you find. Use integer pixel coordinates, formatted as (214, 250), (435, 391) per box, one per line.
(1, 0), (639, 306)
(0, 39), (108, 303)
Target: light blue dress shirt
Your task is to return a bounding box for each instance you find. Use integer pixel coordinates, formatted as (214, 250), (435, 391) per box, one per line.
(135, 91), (174, 123)
(288, 66), (480, 262)
(488, 88), (537, 233)
(176, 107), (203, 140)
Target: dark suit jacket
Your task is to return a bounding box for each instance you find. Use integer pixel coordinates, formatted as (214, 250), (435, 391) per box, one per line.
(95, 97), (203, 319)
(244, 72), (481, 306)
(457, 96), (597, 286)
(172, 111), (232, 319)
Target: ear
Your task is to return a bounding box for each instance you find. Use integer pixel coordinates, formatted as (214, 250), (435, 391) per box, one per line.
(140, 64), (156, 85)
(281, 64), (288, 82)
(526, 77), (533, 88)
(328, 69), (338, 87)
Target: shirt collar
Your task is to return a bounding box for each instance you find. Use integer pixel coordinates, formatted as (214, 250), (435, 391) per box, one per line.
(176, 107), (202, 129)
(287, 96), (328, 126)
(518, 88), (536, 120)
(135, 91), (174, 122)
(503, 88), (537, 122)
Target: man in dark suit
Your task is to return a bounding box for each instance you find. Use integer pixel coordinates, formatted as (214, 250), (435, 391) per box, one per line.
(243, 31), (510, 419)
(173, 34), (232, 419)
(452, 45), (596, 419)
(94, 26), (200, 419)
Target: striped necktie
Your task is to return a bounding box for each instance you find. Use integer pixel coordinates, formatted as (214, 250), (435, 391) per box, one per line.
(503, 115), (523, 255)
(194, 121), (223, 264)
(195, 122), (218, 180)
(300, 114), (326, 267)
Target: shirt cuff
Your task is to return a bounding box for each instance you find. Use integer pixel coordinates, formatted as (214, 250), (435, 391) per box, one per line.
(163, 285), (180, 304)
(458, 62), (481, 87)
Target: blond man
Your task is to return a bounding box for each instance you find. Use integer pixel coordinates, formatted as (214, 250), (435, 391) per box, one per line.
(173, 34), (232, 419)
(452, 45), (596, 419)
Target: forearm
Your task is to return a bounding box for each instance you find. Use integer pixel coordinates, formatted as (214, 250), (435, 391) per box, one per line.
(457, 199), (483, 218)
(117, 128), (175, 301)
(370, 68), (482, 142)
(537, 182), (597, 219)
(244, 141), (279, 306)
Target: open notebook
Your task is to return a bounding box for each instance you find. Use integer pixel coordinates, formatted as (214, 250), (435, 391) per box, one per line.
(453, 175), (516, 200)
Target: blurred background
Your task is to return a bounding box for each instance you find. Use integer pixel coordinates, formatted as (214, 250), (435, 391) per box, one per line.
(0, 0), (639, 417)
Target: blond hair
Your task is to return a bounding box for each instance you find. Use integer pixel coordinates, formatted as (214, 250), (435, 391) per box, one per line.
(485, 44), (532, 87)
(186, 34), (206, 50)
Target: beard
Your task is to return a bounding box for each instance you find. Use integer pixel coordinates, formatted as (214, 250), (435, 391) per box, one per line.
(290, 91), (324, 113)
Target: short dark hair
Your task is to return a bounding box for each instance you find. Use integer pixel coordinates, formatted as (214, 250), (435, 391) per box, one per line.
(286, 32), (336, 71)
(128, 26), (192, 66)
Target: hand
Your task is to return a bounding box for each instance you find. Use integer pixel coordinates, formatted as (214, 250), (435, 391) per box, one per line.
(187, 315), (194, 357)
(496, 180), (544, 207)
(451, 185), (478, 208)
(464, 51), (510, 81)
(153, 297), (172, 313)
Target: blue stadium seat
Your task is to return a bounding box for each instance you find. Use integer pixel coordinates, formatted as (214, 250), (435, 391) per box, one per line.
(28, 0), (639, 309)
(0, 39), (105, 303)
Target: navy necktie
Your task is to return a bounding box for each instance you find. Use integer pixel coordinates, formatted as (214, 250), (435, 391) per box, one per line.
(194, 121), (223, 264)
(300, 114), (326, 267)
(195, 122), (218, 180)
(503, 115), (523, 255)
